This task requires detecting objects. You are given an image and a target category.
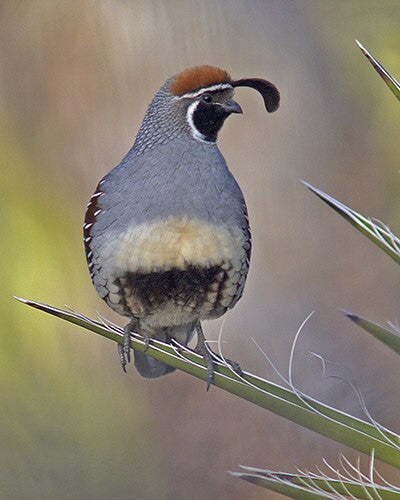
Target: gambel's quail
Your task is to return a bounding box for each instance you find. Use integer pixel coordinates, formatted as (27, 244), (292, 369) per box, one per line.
(83, 66), (279, 387)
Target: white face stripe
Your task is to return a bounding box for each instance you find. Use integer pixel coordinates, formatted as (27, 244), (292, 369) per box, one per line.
(186, 101), (211, 143)
(178, 83), (233, 99)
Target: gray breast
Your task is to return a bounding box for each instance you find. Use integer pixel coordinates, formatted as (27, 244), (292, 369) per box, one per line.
(84, 137), (251, 325)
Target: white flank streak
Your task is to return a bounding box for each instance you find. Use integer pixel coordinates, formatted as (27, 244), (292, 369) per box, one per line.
(179, 83), (233, 99)
(186, 101), (209, 143)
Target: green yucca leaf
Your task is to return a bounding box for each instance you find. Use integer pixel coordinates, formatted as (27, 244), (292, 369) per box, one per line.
(231, 466), (400, 499)
(230, 471), (328, 499)
(356, 40), (400, 101)
(15, 297), (400, 469)
(303, 182), (400, 265)
(344, 311), (400, 356)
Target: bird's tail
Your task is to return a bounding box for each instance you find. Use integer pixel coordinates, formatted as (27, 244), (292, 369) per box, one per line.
(134, 351), (176, 378)
(133, 322), (196, 379)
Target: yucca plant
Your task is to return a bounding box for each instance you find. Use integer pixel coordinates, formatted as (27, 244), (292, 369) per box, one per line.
(16, 41), (400, 498)
(230, 40), (400, 498)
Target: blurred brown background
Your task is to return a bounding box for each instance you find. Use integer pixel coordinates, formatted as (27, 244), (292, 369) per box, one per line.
(1, 1), (400, 498)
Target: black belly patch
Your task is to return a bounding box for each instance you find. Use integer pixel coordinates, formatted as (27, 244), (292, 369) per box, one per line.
(124, 265), (226, 312)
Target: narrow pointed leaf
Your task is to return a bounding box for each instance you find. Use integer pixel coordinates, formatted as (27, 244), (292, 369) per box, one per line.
(15, 298), (400, 469)
(344, 310), (400, 356)
(230, 471), (328, 499)
(232, 467), (400, 499)
(356, 40), (400, 101)
(303, 182), (400, 265)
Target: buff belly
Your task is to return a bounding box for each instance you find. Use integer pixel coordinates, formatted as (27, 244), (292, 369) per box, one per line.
(92, 217), (249, 328)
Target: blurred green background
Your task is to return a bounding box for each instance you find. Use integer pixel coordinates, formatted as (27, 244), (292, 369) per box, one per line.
(1, 1), (400, 498)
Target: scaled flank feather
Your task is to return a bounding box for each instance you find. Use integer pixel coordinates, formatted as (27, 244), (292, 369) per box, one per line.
(170, 65), (231, 96)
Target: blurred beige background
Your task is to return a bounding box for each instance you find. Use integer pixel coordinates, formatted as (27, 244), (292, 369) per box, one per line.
(1, 1), (399, 498)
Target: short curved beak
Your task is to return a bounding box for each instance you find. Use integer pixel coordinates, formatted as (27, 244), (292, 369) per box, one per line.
(224, 99), (243, 114)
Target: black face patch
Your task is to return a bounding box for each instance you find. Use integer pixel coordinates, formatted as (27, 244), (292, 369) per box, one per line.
(192, 101), (230, 142)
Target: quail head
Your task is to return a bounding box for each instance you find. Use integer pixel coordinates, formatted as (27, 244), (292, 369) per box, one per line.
(83, 65), (279, 388)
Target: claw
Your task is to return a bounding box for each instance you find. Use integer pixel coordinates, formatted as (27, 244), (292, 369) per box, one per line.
(117, 343), (127, 373)
(143, 335), (150, 352)
(119, 320), (139, 371)
(123, 333), (131, 363)
(195, 322), (215, 390)
(206, 362), (214, 391)
(122, 323), (133, 368)
(225, 358), (244, 378)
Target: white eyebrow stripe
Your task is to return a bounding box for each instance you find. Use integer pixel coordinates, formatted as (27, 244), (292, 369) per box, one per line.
(179, 83), (233, 99)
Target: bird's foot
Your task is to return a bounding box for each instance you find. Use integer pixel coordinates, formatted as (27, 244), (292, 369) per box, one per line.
(117, 343), (127, 373)
(214, 355), (244, 378)
(118, 320), (138, 372)
(203, 348), (215, 391)
(143, 335), (151, 352)
(174, 343), (184, 355)
(195, 322), (215, 391)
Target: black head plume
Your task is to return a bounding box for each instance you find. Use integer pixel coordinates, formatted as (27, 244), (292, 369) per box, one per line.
(232, 78), (280, 113)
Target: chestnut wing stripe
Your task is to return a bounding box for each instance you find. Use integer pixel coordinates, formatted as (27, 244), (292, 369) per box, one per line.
(83, 181), (104, 275)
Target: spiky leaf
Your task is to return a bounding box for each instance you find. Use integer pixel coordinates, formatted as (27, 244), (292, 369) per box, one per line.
(15, 298), (400, 469)
(344, 311), (400, 356)
(356, 40), (400, 101)
(232, 466), (400, 499)
(303, 182), (400, 265)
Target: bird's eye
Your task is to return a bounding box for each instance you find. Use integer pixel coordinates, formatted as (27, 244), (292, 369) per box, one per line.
(201, 94), (212, 103)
